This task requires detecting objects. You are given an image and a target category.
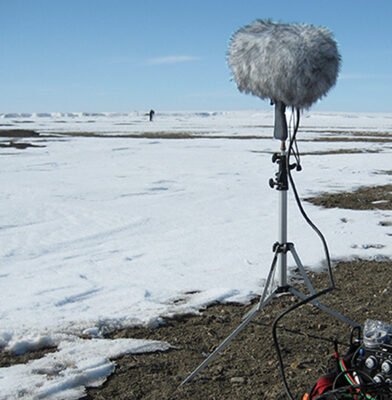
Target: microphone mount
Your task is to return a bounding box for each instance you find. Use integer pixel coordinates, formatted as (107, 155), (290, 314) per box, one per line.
(273, 101), (288, 141)
(269, 152), (289, 191)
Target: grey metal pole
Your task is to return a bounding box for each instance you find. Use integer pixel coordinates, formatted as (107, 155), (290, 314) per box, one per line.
(278, 144), (288, 288)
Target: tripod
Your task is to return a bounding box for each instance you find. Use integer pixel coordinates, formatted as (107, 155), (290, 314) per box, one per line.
(181, 105), (359, 386)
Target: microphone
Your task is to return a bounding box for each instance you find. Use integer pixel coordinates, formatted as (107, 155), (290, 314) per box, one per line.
(228, 20), (341, 140)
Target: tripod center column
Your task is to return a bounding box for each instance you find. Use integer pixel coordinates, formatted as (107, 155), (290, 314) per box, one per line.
(278, 170), (288, 287)
(277, 144), (289, 288)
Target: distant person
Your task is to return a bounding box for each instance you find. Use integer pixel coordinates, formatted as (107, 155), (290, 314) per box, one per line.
(149, 109), (155, 122)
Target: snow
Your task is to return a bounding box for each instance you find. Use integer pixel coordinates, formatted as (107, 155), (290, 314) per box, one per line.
(0, 338), (170, 400)
(0, 110), (391, 398)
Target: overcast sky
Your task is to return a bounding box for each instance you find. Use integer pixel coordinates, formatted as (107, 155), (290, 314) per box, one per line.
(1, 0), (391, 113)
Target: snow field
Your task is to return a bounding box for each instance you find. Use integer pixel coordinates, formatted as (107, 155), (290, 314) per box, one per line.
(0, 111), (391, 399)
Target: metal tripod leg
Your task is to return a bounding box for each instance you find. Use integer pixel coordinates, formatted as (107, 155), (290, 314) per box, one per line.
(288, 244), (359, 328)
(181, 244), (359, 386)
(181, 249), (281, 386)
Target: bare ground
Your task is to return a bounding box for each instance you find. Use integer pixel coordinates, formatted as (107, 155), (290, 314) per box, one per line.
(80, 260), (392, 400)
(306, 184), (392, 211)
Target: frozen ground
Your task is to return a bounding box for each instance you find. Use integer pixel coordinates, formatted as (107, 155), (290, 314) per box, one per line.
(0, 110), (391, 399)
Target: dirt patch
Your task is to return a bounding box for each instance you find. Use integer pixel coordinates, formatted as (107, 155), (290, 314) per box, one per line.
(0, 129), (44, 149)
(45, 132), (273, 140)
(78, 259), (392, 400)
(300, 129), (392, 138)
(299, 149), (380, 156)
(375, 170), (392, 176)
(0, 346), (57, 368)
(0, 141), (45, 149)
(0, 129), (40, 137)
(306, 185), (392, 210)
(250, 149), (381, 156)
(309, 137), (392, 143)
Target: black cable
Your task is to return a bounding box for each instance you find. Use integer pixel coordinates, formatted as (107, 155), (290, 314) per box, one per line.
(315, 381), (390, 400)
(252, 319), (346, 346)
(286, 108), (335, 288)
(272, 108), (340, 400)
(272, 287), (334, 400)
(287, 107), (301, 168)
(310, 356), (392, 399)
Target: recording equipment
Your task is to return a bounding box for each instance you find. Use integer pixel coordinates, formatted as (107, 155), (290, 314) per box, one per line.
(352, 320), (392, 386)
(303, 320), (392, 399)
(227, 20), (341, 140)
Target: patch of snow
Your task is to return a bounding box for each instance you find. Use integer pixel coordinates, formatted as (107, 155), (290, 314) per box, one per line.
(0, 338), (170, 400)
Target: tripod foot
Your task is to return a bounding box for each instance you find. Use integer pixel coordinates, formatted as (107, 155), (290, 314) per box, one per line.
(181, 290), (276, 386)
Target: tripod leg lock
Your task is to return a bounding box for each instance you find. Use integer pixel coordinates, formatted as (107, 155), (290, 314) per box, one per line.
(276, 285), (290, 294)
(272, 242), (293, 254)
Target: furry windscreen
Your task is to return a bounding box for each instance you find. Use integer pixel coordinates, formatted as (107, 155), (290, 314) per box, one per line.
(228, 20), (341, 109)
